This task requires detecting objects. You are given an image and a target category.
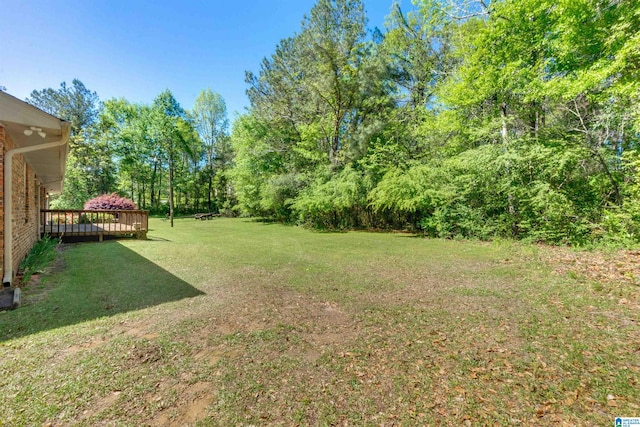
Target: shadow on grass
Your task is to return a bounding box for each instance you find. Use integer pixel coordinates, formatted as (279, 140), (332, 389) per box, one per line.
(246, 218), (349, 233)
(247, 218), (283, 225)
(246, 218), (422, 236)
(0, 241), (204, 342)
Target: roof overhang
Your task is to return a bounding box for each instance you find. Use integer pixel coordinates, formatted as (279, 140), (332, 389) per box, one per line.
(0, 91), (70, 193)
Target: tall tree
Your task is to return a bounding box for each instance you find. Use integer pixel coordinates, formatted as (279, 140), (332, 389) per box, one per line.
(382, 0), (452, 108)
(192, 89), (230, 211)
(151, 90), (193, 226)
(27, 79), (100, 136)
(27, 79), (114, 208)
(99, 99), (156, 209)
(298, 0), (369, 165)
(246, 0), (382, 167)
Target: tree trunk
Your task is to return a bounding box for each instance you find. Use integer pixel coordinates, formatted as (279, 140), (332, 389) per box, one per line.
(591, 143), (621, 205)
(330, 114), (342, 167)
(150, 161), (157, 207)
(501, 102), (518, 236)
(169, 153), (175, 227)
(141, 182), (146, 209)
(157, 173), (162, 210)
(500, 102), (508, 144)
(208, 171), (213, 212)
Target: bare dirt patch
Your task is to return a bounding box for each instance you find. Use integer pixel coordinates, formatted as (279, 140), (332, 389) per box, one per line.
(84, 280), (365, 426)
(77, 391), (121, 423)
(149, 382), (214, 427)
(188, 282), (360, 349)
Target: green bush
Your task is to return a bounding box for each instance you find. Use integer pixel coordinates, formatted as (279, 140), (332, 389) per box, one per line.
(421, 204), (496, 240)
(370, 141), (603, 244)
(260, 173), (305, 222)
(79, 213), (116, 224)
(19, 236), (59, 284)
(292, 166), (371, 229)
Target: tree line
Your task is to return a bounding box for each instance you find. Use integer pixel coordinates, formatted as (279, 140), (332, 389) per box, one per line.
(26, 81), (233, 226)
(24, 0), (640, 244)
(232, 0), (640, 245)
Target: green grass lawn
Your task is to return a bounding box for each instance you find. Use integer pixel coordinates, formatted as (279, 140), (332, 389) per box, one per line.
(1, 218), (638, 426)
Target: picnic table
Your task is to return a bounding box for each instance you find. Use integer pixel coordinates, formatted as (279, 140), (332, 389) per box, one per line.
(193, 212), (220, 220)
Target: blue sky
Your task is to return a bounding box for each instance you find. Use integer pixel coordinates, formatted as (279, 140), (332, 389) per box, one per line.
(1, 0), (410, 120)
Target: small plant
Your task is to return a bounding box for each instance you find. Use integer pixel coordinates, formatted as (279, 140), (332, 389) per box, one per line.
(84, 193), (137, 211)
(19, 236), (58, 284)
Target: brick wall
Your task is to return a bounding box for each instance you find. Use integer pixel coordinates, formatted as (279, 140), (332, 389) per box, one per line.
(0, 125), (4, 280)
(0, 124), (42, 281)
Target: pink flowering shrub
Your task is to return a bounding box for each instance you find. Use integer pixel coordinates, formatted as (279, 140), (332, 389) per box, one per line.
(83, 193), (137, 210)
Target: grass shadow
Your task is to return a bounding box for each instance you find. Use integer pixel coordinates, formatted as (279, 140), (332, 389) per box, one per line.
(246, 218), (421, 236)
(246, 218), (348, 233)
(144, 236), (172, 242)
(0, 240), (204, 341)
(247, 218), (282, 225)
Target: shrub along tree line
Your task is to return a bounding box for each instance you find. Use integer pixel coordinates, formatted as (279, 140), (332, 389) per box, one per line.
(24, 0), (639, 245)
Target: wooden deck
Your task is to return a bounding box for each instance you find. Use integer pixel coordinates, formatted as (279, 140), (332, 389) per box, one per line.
(41, 209), (149, 240)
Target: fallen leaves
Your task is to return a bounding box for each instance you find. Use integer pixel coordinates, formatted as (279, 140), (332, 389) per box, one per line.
(544, 246), (640, 293)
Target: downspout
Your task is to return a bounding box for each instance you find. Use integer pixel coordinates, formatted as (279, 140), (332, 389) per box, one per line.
(36, 184), (42, 242)
(3, 138), (67, 286)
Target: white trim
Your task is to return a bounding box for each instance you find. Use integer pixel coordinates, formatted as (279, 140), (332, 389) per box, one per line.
(0, 91), (70, 286)
(0, 92), (62, 130)
(3, 138), (68, 286)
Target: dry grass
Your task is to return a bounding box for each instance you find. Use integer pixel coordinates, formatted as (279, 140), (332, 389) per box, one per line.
(0, 218), (638, 426)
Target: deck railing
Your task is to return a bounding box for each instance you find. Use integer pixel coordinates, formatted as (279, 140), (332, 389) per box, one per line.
(41, 209), (149, 239)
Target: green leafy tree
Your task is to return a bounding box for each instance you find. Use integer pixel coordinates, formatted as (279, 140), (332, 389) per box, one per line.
(27, 79), (100, 135)
(230, 0), (640, 243)
(382, 0), (453, 108)
(246, 0), (389, 167)
(192, 89), (231, 211)
(28, 79), (116, 208)
(230, 114), (288, 217)
(298, 0), (368, 165)
(151, 90), (195, 226)
(99, 99), (156, 209)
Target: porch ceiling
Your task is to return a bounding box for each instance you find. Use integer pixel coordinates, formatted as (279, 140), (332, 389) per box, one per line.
(0, 91), (70, 193)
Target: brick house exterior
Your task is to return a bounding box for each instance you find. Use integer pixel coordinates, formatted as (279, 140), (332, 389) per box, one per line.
(0, 91), (69, 286)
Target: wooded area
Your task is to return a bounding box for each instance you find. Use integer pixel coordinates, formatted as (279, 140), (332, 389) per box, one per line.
(26, 0), (640, 245)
